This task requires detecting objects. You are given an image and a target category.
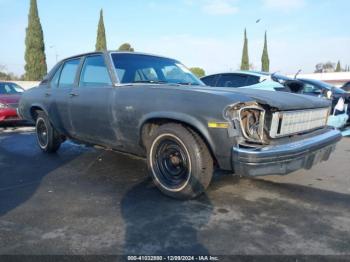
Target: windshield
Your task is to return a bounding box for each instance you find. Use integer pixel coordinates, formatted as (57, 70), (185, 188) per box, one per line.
(300, 79), (346, 94)
(111, 53), (204, 86)
(0, 82), (24, 95)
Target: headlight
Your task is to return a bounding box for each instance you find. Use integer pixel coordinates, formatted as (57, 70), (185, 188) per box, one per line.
(0, 103), (8, 109)
(224, 103), (266, 144)
(239, 107), (265, 143)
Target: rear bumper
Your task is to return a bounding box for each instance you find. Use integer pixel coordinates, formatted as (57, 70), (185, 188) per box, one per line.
(232, 129), (342, 177)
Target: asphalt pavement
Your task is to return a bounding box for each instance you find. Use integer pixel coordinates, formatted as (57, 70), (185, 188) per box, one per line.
(0, 126), (350, 255)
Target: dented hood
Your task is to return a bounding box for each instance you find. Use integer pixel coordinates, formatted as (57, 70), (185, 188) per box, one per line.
(181, 85), (331, 111)
(155, 84), (331, 111)
(226, 88), (331, 110)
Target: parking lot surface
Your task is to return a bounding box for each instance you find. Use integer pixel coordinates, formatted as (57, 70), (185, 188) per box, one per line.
(0, 127), (350, 255)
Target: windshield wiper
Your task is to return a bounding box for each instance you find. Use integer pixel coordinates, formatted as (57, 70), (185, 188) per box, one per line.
(132, 80), (168, 84)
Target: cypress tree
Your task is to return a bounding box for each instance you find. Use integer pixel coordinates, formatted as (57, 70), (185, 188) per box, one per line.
(24, 0), (47, 81)
(95, 9), (107, 51)
(261, 31), (270, 72)
(240, 29), (249, 70)
(335, 61), (341, 72)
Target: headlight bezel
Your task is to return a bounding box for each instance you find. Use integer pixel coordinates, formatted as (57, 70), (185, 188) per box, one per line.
(224, 102), (267, 144)
(239, 105), (266, 144)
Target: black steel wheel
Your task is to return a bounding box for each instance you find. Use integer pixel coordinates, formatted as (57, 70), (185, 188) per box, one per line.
(151, 134), (191, 191)
(147, 123), (213, 199)
(35, 111), (61, 153)
(36, 117), (49, 149)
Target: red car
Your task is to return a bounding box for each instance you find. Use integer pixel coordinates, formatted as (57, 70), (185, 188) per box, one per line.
(0, 82), (24, 122)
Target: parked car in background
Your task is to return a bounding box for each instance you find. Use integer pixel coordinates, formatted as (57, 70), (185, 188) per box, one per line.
(297, 78), (350, 127)
(341, 81), (350, 92)
(201, 71), (289, 92)
(202, 72), (348, 129)
(19, 52), (341, 199)
(0, 82), (24, 123)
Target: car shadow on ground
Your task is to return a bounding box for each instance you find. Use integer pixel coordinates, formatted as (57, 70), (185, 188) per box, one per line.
(0, 132), (84, 217)
(120, 178), (214, 255)
(1, 131), (350, 255)
(120, 171), (350, 255)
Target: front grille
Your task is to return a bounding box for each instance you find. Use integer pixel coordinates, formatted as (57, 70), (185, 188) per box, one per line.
(269, 108), (329, 138)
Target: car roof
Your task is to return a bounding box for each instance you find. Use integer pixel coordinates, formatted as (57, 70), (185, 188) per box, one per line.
(59, 51), (178, 63)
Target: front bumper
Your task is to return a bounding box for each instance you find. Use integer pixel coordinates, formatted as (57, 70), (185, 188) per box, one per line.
(232, 128), (342, 177)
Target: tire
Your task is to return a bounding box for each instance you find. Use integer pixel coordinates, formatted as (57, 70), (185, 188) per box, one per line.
(146, 123), (213, 199)
(35, 111), (61, 153)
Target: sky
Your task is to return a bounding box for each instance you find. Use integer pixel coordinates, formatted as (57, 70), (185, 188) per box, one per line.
(0, 0), (349, 76)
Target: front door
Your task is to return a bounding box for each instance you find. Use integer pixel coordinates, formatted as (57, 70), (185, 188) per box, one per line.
(69, 55), (117, 146)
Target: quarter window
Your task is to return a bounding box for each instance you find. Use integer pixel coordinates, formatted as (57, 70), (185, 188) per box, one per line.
(51, 65), (62, 88)
(79, 55), (112, 87)
(59, 59), (80, 88)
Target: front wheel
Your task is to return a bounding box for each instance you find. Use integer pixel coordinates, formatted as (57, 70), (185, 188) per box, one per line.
(147, 124), (213, 199)
(35, 111), (61, 153)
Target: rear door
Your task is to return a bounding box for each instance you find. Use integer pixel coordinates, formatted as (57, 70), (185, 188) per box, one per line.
(69, 54), (116, 146)
(48, 58), (82, 136)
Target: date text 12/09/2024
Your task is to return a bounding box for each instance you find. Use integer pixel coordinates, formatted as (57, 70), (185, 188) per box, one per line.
(127, 255), (219, 261)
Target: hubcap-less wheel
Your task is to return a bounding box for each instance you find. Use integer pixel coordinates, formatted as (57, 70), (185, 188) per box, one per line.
(150, 134), (191, 192)
(36, 118), (48, 149)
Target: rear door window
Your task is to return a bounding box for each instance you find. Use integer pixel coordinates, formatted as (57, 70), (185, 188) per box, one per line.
(58, 58), (81, 88)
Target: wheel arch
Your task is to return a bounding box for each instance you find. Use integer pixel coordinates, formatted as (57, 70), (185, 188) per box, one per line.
(139, 112), (218, 167)
(29, 104), (48, 121)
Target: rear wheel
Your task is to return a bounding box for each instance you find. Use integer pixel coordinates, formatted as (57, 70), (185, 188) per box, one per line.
(35, 111), (61, 153)
(146, 123), (213, 199)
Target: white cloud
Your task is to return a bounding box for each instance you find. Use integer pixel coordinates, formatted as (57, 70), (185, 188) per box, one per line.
(262, 0), (306, 10)
(201, 0), (238, 15)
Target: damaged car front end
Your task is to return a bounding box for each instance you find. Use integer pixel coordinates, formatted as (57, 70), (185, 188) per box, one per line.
(222, 96), (341, 177)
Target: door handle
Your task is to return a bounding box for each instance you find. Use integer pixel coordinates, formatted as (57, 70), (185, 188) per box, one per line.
(69, 93), (78, 97)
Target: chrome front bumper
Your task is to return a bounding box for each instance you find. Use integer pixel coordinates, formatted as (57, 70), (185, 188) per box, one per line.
(232, 128), (342, 177)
